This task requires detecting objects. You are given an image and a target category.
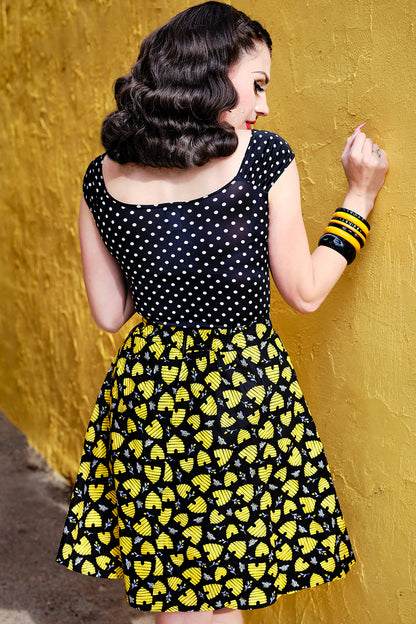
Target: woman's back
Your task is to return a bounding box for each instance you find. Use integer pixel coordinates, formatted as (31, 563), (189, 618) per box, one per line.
(101, 130), (252, 206)
(83, 129), (294, 327)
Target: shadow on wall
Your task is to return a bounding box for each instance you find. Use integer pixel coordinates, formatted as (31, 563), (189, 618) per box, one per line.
(0, 412), (152, 624)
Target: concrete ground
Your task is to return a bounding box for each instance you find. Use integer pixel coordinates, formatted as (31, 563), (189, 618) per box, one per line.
(0, 412), (154, 624)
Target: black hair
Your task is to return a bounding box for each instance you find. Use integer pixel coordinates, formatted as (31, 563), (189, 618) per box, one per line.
(101, 1), (272, 168)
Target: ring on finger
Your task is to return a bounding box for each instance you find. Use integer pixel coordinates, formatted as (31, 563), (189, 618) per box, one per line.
(372, 147), (382, 157)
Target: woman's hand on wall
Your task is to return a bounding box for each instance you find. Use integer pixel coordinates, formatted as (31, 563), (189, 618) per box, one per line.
(341, 124), (389, 219)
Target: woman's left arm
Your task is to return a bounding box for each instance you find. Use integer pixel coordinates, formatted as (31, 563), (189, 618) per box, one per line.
(268, 128), (388, 313)
(268, 160), (346, 313)
(79, 195), (136, 332)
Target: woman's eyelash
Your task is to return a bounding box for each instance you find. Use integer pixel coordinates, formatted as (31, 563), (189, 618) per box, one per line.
(254, 81), (265, 93)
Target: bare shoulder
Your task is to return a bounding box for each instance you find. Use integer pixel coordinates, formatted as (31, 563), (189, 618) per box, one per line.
(102, 154), (140, 183)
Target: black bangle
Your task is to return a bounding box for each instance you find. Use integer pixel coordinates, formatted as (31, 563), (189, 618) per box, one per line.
(318, 233), (356, 264)
(329, 216), (367, 240)
(336, 207), (370, 231)
(328, 222), (365, 248)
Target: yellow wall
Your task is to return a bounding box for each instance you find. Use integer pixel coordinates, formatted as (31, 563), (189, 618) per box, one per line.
(1, 1), (415, 622)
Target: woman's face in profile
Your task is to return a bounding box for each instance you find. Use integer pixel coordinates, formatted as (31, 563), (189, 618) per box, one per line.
(223, 43), (271, 130)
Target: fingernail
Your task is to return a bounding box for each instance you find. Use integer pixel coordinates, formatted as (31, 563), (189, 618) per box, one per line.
(354, 122), (366, 133)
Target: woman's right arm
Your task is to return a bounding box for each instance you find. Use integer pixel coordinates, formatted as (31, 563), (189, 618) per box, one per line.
(79, 195), (136, 332)
(268, 127), (389, 313)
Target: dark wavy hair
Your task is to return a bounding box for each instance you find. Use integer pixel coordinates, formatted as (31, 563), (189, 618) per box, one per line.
(101, 1), (272, 168)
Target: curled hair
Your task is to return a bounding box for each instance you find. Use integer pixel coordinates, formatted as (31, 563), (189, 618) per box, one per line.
(101, 1), (272, 168)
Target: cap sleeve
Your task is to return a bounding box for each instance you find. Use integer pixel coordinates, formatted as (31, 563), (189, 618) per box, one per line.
(239, 130), (295, 194)
(82, 154), (106, 215)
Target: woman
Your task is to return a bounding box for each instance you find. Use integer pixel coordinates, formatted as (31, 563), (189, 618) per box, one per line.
(57, 2), (388, 623)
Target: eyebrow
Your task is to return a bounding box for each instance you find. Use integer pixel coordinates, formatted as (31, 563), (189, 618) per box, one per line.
(252, 71), (270, 85)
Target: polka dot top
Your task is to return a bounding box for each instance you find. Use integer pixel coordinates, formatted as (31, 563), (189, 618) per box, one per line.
(83, 130), (294, 328)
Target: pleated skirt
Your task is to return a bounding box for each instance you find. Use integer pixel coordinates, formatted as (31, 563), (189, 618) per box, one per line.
(56, 316), (355, 612)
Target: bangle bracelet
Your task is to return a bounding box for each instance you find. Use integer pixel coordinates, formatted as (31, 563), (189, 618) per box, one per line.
(319, 207), (370, 265)
(335, 207), (370, 232)
(329, 216), (367, 242)
(328, 220), (366, 247)
(324, 226), (361, 253)
(334, 211), (370, 237)
(318, 233), (356, 264)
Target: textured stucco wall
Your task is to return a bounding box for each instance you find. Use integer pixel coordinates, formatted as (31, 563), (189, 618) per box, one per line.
(1, 1), (415, 623)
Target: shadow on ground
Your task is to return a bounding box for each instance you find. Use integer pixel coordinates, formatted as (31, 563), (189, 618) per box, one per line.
(0, 412), (154, 624)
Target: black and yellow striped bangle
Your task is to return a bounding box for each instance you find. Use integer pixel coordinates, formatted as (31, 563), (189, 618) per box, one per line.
(329, 216), (367, 243)
(336, 207), (370, 229)
(328, 220), (366, 247)
(334, 208), (370, 235)
(324, 226), (361, 253)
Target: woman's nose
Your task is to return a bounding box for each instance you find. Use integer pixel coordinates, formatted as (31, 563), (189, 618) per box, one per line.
(256, 95), (269, 117)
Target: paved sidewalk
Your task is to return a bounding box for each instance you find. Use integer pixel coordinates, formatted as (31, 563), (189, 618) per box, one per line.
(0, 412), (153, 624)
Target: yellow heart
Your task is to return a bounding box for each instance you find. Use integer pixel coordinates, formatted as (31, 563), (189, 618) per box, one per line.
(180, 458), (194, 472)
(88, 484), (104, 502)
(170, 553), (184, 566)
(134, 561), (151, 579)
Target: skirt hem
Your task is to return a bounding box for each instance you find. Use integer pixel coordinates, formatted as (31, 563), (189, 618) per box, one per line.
(55, 557), (355, 612)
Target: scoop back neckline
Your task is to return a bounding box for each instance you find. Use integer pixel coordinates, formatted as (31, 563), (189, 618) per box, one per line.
(98, 130), (258, 208)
